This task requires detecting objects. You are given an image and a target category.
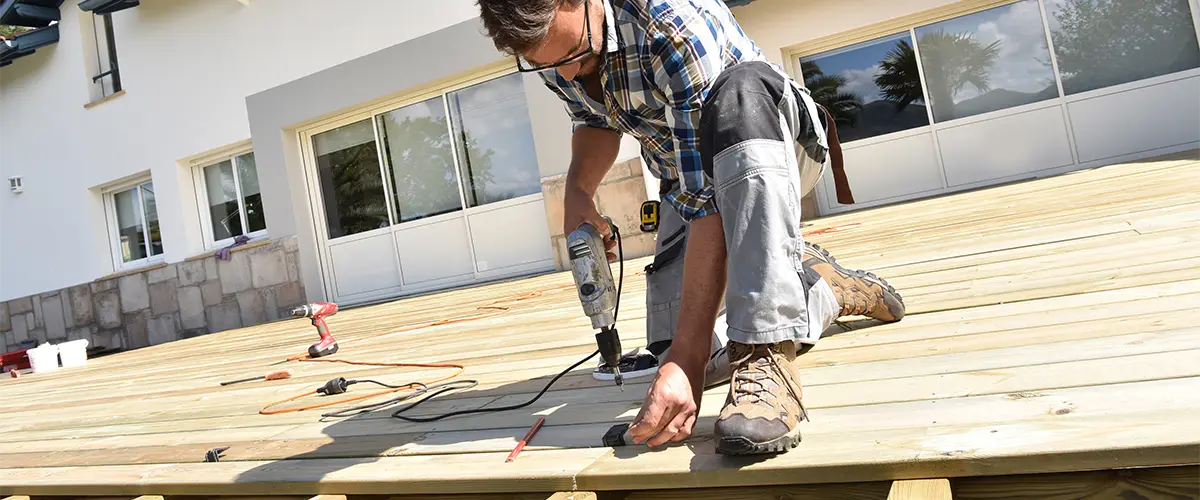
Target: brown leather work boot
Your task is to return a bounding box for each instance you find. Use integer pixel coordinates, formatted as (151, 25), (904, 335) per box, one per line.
(803, 242), (905, 322)
(713, 340), (807, 455)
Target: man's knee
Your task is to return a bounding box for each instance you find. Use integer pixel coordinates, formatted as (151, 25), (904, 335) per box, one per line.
(700, 61), (792, 179)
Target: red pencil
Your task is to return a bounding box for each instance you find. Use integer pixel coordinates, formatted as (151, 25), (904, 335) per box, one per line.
(505, 417), (546, 463)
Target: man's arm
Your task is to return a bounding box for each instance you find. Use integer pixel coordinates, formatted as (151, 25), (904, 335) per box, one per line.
(563, 127), (623, 257)
(823, 107), (855, 205)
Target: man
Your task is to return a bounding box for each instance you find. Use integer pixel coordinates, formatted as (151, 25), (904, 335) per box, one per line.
(476, 0), (905, 455)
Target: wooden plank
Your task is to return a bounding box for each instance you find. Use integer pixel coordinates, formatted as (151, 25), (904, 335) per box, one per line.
(888, 479), (952, 500)
(599, 483), (891, 499)
(949, 465), (1199, 499)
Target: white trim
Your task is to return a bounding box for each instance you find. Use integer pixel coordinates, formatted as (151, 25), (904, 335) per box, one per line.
(192, 149), (269, 250)
(102, 175), (165, 272)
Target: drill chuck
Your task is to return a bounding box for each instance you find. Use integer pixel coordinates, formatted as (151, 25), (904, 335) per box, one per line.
(595, 326), (624, 387)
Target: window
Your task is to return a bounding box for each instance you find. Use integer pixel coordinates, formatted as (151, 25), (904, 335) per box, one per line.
(196, 152), (267, 247)
(314, 119), (390, 238)
(916, 0), (1059, 122)
(447, 73), (542, 207)
(105, 179), (163, 268)
(313, 72), (544, 241)
(377, 97), (463, 223)
(81, 12), (121, 102)
(800, 32), (932, 143)
(1046, 0), (1200, 95)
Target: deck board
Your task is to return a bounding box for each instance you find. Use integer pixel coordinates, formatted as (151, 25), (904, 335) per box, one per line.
(1, 155), (1198, 496)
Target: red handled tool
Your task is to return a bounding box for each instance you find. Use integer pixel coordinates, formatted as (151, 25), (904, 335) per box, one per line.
(291, 302), (340, 358)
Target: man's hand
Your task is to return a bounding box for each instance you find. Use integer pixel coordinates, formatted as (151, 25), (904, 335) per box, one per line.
(628, 358), (705, 447)
(563, 187), (616, 261)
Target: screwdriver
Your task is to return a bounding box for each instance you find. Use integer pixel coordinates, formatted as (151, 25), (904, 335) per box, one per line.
(220, 369), (292, 386)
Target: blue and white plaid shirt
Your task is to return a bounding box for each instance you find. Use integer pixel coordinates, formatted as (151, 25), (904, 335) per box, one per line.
(541, 0), (786, 222)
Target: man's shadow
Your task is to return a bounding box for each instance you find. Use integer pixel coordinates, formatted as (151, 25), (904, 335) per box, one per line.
(231, 320), (876, 493)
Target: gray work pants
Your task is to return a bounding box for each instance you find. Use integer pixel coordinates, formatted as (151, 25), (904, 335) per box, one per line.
(645, 61), (834, 357)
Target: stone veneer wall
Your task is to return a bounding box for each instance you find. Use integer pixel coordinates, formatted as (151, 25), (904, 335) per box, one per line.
(0, 236), (306, 354)
(540, 157), (658, 271)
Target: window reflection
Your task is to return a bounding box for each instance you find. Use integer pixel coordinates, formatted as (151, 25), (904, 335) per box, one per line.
(448, 73), (542, 207)
(314, 119), (390, 238)
(1047, 0), (1200, 95)
(916, 0), (1059, 121)
(801, 32), (931, 143)
(378, 97), (464, 223)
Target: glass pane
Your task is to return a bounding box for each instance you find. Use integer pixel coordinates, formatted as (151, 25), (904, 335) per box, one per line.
(113, 187), (146, 263)
(236, 153), (267, 233)
(203, 160), (243, 240)
(378, 96), (463, 223)
(1047, 0), (1200, 95)
(916, 0), (1059, 122)
(448, 73), (542, 207)
(800, 32), (931, 143)
(140, 182), (163, 257)
(313, 119), (389, 238)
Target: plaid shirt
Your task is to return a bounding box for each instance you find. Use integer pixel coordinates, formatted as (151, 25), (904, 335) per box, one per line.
(541, 0), (783, 222)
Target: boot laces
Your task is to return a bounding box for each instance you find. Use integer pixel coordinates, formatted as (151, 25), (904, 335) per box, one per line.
(729, 344), (807, 419)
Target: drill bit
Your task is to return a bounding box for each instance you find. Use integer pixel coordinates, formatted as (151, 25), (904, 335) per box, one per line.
(613, 367), (624, 390)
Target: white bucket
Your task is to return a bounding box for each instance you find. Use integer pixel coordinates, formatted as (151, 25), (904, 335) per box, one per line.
(58, 339), (90, 368)
(27, 344), (60, 373)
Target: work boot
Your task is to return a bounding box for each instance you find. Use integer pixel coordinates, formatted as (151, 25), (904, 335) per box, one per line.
(803, 242), (905, 322)
(713, 340), (807, 455)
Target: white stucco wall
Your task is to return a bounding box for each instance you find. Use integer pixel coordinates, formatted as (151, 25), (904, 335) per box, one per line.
(0, 0), (483, 300)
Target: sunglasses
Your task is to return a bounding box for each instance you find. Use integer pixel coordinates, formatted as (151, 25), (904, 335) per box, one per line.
(516, 0), (595, 72)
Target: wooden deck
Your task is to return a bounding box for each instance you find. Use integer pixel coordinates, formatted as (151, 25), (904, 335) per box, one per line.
(2, 154), (1199, 499)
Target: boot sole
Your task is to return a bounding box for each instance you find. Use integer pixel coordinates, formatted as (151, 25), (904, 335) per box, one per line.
(715, 425), (802, 456)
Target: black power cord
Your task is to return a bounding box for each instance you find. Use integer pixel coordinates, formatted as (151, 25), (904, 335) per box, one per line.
(320, 223), (625, 422)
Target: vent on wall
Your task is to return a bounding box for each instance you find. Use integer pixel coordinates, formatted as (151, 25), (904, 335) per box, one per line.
(9, 176), (23, 193)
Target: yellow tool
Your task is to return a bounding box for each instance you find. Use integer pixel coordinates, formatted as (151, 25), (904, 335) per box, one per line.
(640, 200), (659, 232)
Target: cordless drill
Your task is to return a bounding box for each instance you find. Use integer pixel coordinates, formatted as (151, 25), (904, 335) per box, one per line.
(567, 218), (623, 388)
(290, 302), (339, 358)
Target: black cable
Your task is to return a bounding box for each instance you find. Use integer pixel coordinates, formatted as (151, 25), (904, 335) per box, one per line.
(319, 224), (626, 423)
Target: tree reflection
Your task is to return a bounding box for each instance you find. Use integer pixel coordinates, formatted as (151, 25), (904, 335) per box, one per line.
(380, 114), (495, 221)
(803, 62), (865, 126)
(912, 31), (1002, 121)
(318, 142), (389, 238)
(876, 40), (925, 112)
(1051, 0), (1200, 94)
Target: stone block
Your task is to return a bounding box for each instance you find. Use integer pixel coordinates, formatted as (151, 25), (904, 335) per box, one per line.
(0, 301), (8, 332)
(596, 176), (651, 239)
(218, 251), (253, 294)
(123, 311), (149, 349)
(149, 279), (180, 316)
(68, 284), (93, 327)
(147, 313), (178, 346)
(237, 289), (266, 326)
(261, 287), (280, 322)
(206, 301), (242, 333)
(93, 290), (122, 329)
(178, 286), (206, 330)
(178, 260), (207, 286)
(8, 296), (32, 315)
(11, 315), (28, 343)
(200, 280), (223, 307)
(181, 328), (207, 339)
(250, 251), (288, 288)
(32, 296), (43, 328)
(540, 175), (568, 238)
(283, 236), (299, 253)
(274, 282), (305, 311)
(41, 294), (66, 340)
(67, 325), (96, 344)
(286, 251), (300, 282)
(203, 257), (218, 283)
(147, 264), (178, 284)
(93, 329), (123, 351)
(31, 328), (47, 343)
(90, 278), (117, 293)
(118, 274), (150, 313)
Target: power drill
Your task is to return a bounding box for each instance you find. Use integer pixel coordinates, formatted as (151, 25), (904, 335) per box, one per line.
(567, 217), (624, 388)
(290, 302), (339, 358)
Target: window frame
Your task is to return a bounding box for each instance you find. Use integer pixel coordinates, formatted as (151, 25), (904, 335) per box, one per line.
(83, 11), (122, 100)
(102, 175), (164, 271)
(191, 146), (269, 250)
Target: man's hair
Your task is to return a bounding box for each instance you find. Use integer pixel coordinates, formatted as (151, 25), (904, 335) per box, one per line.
(477, 0), (584, 55)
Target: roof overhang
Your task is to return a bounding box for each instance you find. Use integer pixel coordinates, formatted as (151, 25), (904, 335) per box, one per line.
(0, 0), (63, 27)
(0, 23), (58, 67)
(78, 0), (137, 15)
